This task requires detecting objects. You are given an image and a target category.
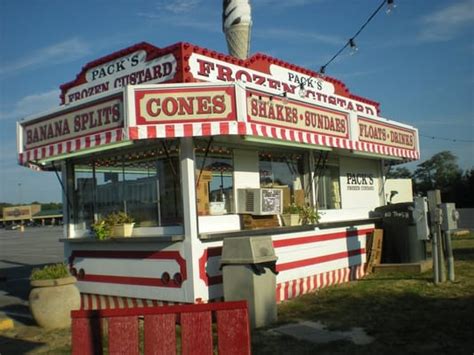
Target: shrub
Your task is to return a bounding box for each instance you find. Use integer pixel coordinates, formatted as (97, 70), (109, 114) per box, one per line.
(30, 263), (70, 281)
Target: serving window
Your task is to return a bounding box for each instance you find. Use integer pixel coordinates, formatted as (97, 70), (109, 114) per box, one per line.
(314, 154), (341, 210)
(195, 140), (234, 216)
(258, 150), (310, 209)
(72, 140), (183, 230)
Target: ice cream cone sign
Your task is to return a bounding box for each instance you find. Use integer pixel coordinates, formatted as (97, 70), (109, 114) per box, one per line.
(223, 0), (252, 59)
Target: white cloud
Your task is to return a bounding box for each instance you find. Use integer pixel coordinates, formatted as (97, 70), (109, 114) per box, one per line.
(0, 38), (91, 77)
(255, 27), (343, 46)
(418, 0), (474, 42)
(0, 89), (60, 122)
(154, 0), (201, 14)
(254, 0), (325, 8)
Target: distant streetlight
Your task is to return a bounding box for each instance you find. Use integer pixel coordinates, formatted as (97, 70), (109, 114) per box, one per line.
(18, 183), (22, 204)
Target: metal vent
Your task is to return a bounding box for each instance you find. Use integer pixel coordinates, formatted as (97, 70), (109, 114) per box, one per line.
(245, 190), (255, 212)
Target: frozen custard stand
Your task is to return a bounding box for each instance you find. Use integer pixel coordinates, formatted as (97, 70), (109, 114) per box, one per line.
(16, 0), (420, 308)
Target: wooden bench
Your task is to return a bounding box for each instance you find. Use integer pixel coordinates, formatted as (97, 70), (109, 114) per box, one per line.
(71, 300), (251, 355)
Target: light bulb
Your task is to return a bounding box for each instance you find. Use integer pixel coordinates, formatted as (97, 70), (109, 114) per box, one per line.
(386, 0), (397, 14)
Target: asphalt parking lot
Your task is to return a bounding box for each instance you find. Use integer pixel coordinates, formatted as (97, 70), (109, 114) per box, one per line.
(0, 226), (64, 324)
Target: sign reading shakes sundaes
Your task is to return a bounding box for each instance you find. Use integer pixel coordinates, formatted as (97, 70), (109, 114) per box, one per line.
(23, 97), (123, 150)
(135, 87), (235, 124)
(358, 117), (416, 150)
(246, 91), (348, 138)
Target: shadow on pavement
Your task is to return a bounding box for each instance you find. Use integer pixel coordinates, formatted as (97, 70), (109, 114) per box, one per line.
(0, 262), (51, 326)
(0, 335), (46, 354)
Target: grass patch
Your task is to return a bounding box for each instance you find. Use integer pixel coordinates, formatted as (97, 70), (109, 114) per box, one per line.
(253, 233), (474, 354)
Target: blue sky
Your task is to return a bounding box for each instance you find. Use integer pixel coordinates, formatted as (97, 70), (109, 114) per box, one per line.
(0, 0), (473, 203)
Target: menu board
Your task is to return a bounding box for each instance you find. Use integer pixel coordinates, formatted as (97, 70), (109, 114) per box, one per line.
(261, 189), (282, 214)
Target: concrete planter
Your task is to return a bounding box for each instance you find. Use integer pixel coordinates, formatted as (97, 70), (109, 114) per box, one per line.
(29, 276), (80, 329)
(282, 214), (301, 226)
(110, 223), (135, 237)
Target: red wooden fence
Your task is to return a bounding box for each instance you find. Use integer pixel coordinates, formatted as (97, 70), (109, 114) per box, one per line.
(71, 301), (251, 355)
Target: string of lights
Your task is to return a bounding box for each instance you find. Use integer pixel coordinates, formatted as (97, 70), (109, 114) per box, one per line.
(320, 0), (396, 74)
(420, 134), (474, 143)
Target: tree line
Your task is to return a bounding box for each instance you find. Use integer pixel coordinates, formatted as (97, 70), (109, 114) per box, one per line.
(387, 151), (474, 208)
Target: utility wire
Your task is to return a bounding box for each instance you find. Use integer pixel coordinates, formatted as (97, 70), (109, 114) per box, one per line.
(320, 0), (388, 73)
(420, 134), (474, 143)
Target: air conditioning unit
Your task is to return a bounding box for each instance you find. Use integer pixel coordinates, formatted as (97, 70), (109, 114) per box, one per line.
(237, 188), (283, 215)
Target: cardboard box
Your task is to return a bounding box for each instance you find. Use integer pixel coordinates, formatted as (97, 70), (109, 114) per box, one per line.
(196, 170), (213, 215)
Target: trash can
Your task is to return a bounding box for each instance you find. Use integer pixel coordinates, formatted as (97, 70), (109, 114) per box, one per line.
(373, 202), (427, 263)
(221, 235), (278, 328)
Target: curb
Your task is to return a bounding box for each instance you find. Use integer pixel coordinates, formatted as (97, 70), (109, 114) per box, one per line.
(0, 318), (14, 331)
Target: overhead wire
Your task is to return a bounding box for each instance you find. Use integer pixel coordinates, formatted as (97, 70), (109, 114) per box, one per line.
(320, 0), (390, 74)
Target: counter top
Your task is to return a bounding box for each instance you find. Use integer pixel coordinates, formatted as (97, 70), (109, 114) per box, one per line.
(60, 235), (185, 243)
(199, 218), (380, 241)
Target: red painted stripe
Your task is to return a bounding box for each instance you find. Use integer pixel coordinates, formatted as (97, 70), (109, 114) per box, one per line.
(273, 228), (373, 248)
(95, 134), (101, 145)
(87, 294), (93, 310)
(165, 125), (175, 137)
(66, 141), (72, 153)
(82, 274), (180, 288)
(271, 126), (277, 138)
(284, 282), (289, 301)
(202, 123), (211, 136)
(131, 298), (138, 308)
(70, 250), (187, 282)
(129, 127), (139, 139)
(220, 122), (229, 135)
(57, 144), (63, 155)
(238, 122), (247, 135)
(147, 126), (157, 138)
(276, 248), (365, 272)
(105, 131), (112, 144)
(291, 280), (297, 298)
(183, 124), (193, 137)
(289, 130), (295, 141)
(116, 128), (123, 141)
(251, 123), (258, 136)
(85, 136), (91, 148)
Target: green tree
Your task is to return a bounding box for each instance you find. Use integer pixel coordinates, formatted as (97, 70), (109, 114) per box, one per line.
(386, 167), (412, 179)
(413, 151), (463, 199)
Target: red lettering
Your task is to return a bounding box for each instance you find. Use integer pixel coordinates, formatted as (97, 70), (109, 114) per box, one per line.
(146, 98), (161, 117)
(196, 59), (214, 77)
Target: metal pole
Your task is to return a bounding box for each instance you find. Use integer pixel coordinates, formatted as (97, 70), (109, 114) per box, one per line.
(432, 231), (440, 284)
(444, 230), (455, 281)
(437, 223), (446, 282)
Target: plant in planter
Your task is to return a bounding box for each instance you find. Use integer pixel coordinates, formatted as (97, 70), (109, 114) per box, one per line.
(281, 204), (320, 226)
(92, 211), (135, 239)
(282, 203), (302, 226)
(299, 204), (320, 225)
(29, 263), (80, 329)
